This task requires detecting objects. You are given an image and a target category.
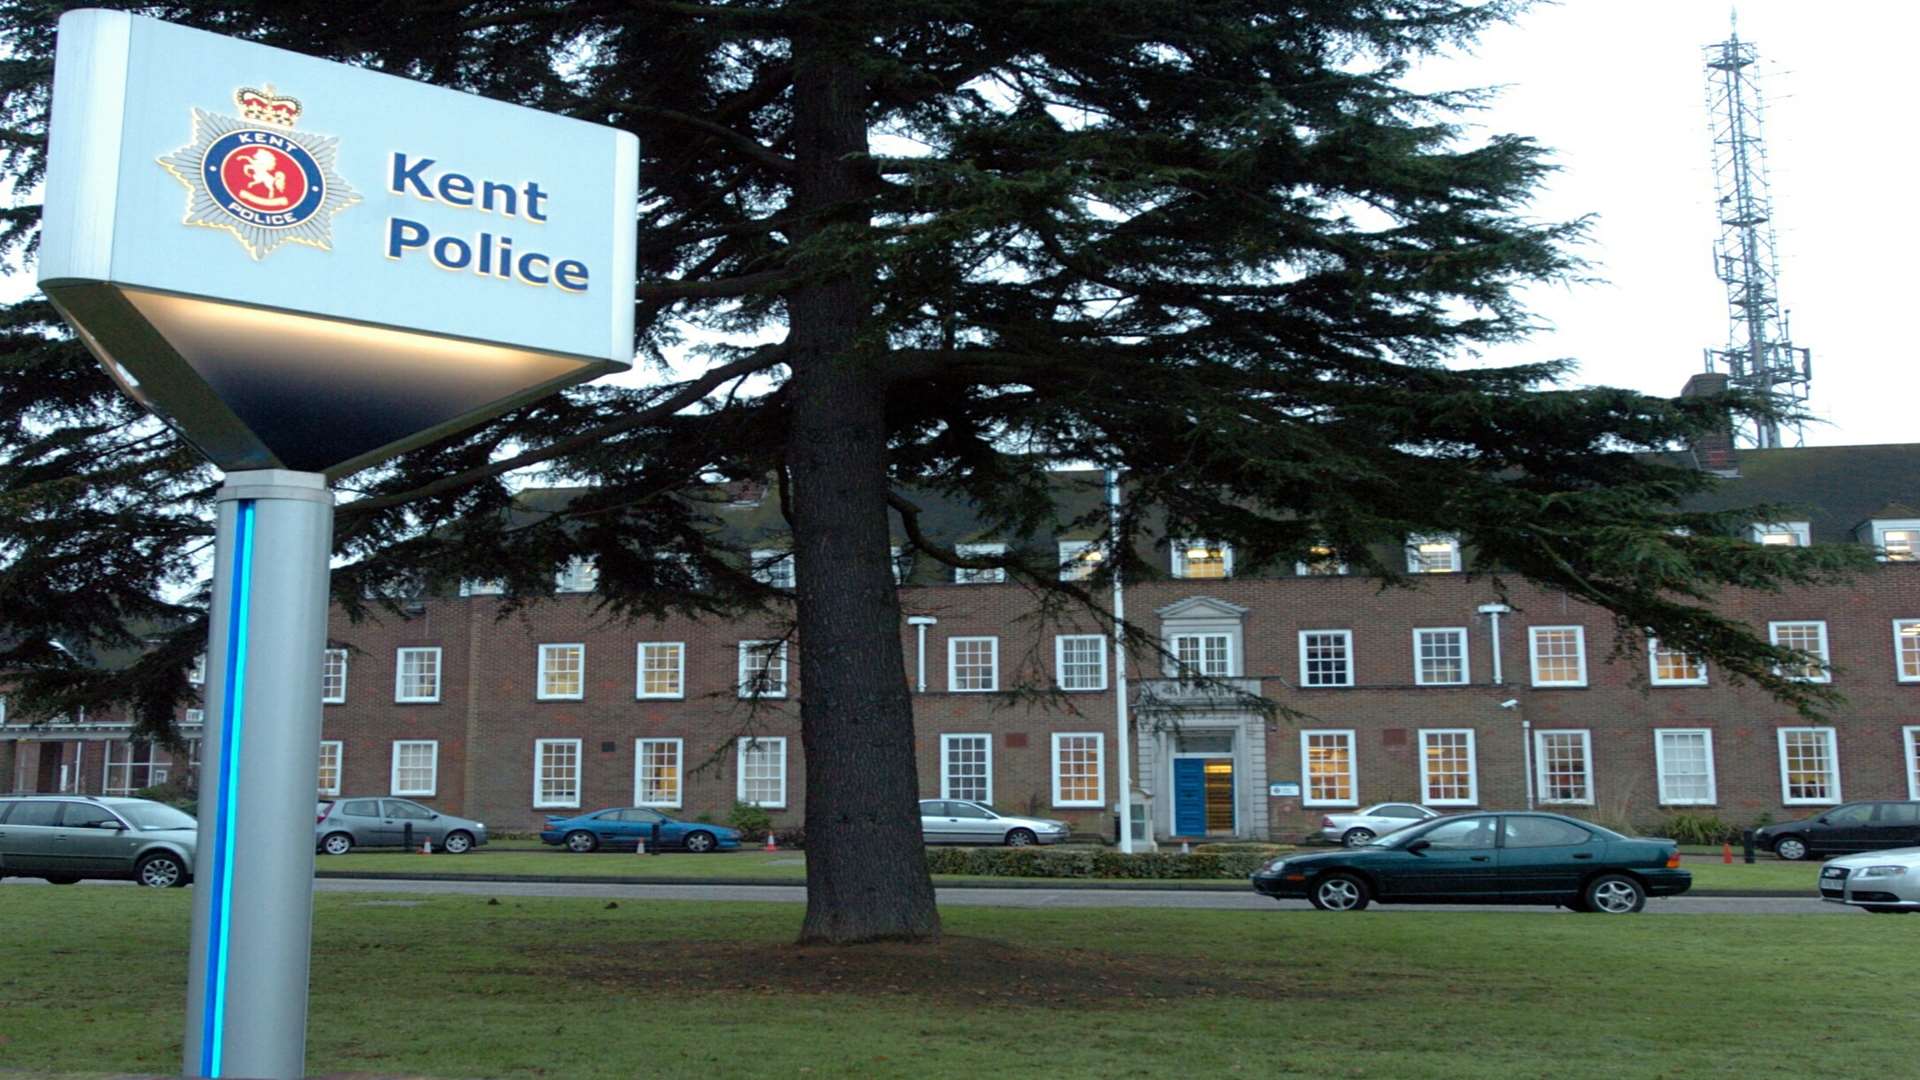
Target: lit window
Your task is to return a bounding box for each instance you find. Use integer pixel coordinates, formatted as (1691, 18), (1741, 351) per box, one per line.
(1051, 732), (1105, 807)
(1649, 638), (1707, 686)
(1413, 627), (1469, 686)
(1057, 540), (1104, 581)
(1768, 621), (1830, 683)
(1419, 729), (1477, 805)
(1528, 626), (1587, 688)
(462, 579), (506, 596)
(1868, 519), (1920, 561)
(317, 740), (342, 797)
(556, 557), (599, 593)
(322, 648), (348, 704)
(1655, 729), (1715, 805)
(184, 708), (204, 727)
(390, 740), (438, 796)
(533, 738), (581, 808)
(188, 653), (206, 685)
(1171, 633), (1234, 678)
(1904, 727), (1920, 801)
(1301, 730), (1357, 806)
(1172, 539), (1232, 579)
(751, 550), (795, 590)
(395, 647), (442, 703)
(1534, 729), (1593, 804)
(948, 636), (999, 692)
(1295, 545), (1348, 576)
(1750, 521), (1809, 547)
(636, 642), (685, 699)
(537, 643), (585, 701)
(737, 641), (789, 699)
(1895, 620), (1920, 683)
(1055, 635), (1108, 691)
(1406, 535), (1461, 574)
(954, 543), (1007, 584)
(736, 737), (787, 807)
(636, 738), (682, 806)
(1299, 630), (1354, 688)
(1777, 727), (1840, 804)
(941, 734), (992, 803)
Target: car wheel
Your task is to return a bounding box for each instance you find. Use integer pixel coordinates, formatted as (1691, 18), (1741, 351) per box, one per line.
(137, 852), (187, 888)
(684, 830), (716, 854)
(565, 830), (599, 853)
(1005, 828), (1037, 847)
(442, 831), (474, 854)
(44, 875), (79, 885)
(1308, 873), (1370, 912)
(320, 832), (353, 856)
(1583, 874), (1647, 914)
(1774, 836), (1809, 861)
(1341, 828), (1375, 848)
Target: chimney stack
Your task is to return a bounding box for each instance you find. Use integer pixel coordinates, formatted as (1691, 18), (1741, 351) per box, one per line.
(1680, 372), (1738, 475)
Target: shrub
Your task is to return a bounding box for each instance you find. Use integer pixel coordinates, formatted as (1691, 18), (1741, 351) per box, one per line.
(727, 802), (773, 840)
(134, 780), (196, 814)
(1648, 812), (1742, 846)
(773, 826), (806, 850)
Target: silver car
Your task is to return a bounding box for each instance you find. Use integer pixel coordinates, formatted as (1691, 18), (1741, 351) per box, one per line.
(1317, 802), (1440, 847)
(315, 797), (489, 854)
(0, 795), (197, 887)
(919, 799), (1071, 846)
(1818, 846), (1920, 913)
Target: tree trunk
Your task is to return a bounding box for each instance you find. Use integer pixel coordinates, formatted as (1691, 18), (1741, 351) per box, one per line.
(785, 30), (940, 944)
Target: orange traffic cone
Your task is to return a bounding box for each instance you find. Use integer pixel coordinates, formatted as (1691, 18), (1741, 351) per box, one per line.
(1722, 842), (1733, 864)
(636, 838), (646, 856)
(764, 831), (778, 853)
(420, 839), (432, 855)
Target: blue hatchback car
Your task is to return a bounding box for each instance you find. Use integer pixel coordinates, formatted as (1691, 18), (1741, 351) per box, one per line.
(540, 807), (742, 853)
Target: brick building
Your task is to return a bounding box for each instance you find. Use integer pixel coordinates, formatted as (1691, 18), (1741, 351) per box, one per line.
(6, 438), (1919, 844)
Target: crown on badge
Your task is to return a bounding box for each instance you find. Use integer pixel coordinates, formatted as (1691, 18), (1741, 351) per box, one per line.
(235, 86), (302, 128)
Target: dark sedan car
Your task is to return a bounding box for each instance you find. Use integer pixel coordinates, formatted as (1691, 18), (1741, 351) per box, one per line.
(1251, 812), (1690, 914)
(1752, 801), (1920, 861)
(540, 807), (741, 853)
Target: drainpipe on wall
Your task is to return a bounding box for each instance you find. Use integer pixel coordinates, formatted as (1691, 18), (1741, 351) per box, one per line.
(907, 616), (936, 694)
(1478, 602), (1509, 685)
(1108, 467), (1135, 854)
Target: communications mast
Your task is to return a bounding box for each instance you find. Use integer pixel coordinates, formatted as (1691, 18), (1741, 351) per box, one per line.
(1701, 16), (1810, 449)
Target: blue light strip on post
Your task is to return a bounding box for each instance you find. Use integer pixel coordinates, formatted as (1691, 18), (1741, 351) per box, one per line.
(200, 499), (255, 1079)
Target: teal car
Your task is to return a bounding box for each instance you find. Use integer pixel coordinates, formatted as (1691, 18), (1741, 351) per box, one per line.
(1251, 811), (1690, 913)
(540, 807), (741, 853)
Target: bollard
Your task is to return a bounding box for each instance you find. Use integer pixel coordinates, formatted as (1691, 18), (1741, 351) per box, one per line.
(404, 822), (414, 851)
(651, 822), (662, 855)
(1742, 828), (1756, 864)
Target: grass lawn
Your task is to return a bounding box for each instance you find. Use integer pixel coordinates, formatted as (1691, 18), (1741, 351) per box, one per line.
(0, 888), (1912, 1079)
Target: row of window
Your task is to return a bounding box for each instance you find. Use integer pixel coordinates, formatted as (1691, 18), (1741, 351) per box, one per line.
(1301, 726), (1920, 809)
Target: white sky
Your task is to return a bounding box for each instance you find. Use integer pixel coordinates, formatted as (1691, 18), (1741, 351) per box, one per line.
(1413, 0), (1913, 447)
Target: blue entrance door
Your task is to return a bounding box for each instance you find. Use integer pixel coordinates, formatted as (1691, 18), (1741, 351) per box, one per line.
(1173, 759), (1207, 836)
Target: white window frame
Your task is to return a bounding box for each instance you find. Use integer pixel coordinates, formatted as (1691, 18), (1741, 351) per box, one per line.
(737, 640), (789, 699)
(1533, 729), (1594, 806)
(1057, 540), (1104, 581)
(1768, 620), (1832, 684)
(1894, 619), (1920, 684)
(1300, 729), (1359, 808)
(1412, 627), (1470, 687)
(1417, 728), (1478, 806)
(890, 545), (912, 585)
(389, 740), (439, 797)
(1871, 519), (1920, 562)
(317, 740), (342, 797)
(537, 643), (586, 701)
(635, 737), (684, 808)
(1904, 726), (1920, 801)
(1653, 728), (1717, 806)
(1054, 634), (1109, 691)
(1294, 546), (1348, 576)
(1169, 632), (1236, 679)
(953, 542), (1007, 584)
(1776, 726), (1841, 805)
(556, 556), (599, 593)
(1050, 732), (1106, 808)
(1171, 539), (1233, 580)
(322, 648), (348, 704)
(394, 647), (443, 703)
(532, 738), (583, 809)
(1648, 637), (1708, 687)
(750, 549), (795, 590)
(1750, 521), (1810, 547)
(940, 733), (994, 803)
(1405, 534), (1462, 574)
(1298, 629), (1355, 688)
(188, 653), (206, 685)
(947, 636), (1000, 693)
(736, 736), (787, 808)
(1528, 626), (1588, 688)
(184, 708), (205, 727)
(635, 642), (686, 699)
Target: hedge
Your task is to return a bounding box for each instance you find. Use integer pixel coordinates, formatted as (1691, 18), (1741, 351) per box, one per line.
(922, 845), (1286, 880)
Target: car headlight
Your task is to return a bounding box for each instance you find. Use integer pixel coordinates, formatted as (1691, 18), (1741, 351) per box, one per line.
(1858, 865), (1909, 878)
(1044, 823), (1067, 832)
(1259, 858), (1287, 875)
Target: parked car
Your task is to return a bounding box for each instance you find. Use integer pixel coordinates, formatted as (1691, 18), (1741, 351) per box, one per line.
(1317, 802), (1440, 847)
(1753, 801), (1920, 861)
(0, 795), (196, 887)
(919, 799), (1071, 846)
(539, 807), (741, 853)
(1250, 811), (1690, 914)
(1817, 847), (1920, 913)
(315, 798), (489, 854)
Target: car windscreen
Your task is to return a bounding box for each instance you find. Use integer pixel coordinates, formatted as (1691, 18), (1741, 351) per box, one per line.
(117, 802), (196, 831)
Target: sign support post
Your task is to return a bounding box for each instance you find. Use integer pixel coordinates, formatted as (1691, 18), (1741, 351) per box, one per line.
(182, 471), (334, 1080)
